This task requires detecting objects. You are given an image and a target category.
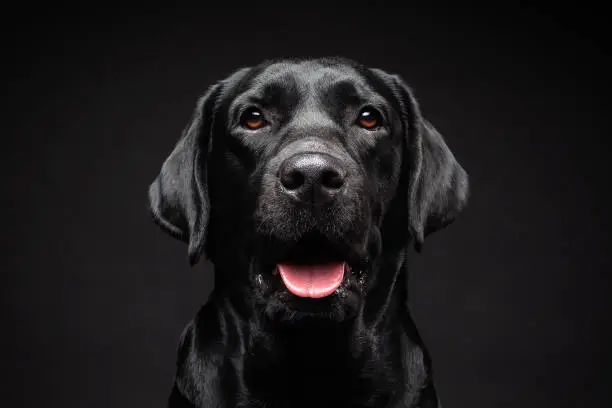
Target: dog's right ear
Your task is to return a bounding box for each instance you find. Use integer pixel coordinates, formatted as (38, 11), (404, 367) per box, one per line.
(147, 83), (223, 267)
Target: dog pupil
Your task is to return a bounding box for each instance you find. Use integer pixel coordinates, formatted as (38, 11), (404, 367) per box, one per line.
(360, 110), (376, 126)
(242, 108), (263, 128)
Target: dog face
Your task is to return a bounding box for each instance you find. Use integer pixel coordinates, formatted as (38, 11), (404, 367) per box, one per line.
(149, 58), (468, 321)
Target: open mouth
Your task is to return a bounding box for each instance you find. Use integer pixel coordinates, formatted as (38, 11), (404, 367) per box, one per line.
(274, 262), (350, 298)
(259, 232), (366, 301)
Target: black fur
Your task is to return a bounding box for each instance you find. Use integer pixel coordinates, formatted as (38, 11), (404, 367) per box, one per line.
(148, 57), (469, 408)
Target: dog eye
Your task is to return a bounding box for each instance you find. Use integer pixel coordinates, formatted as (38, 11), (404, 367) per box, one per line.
(240, 107), (267, 130)
(356, 107), (382, 130)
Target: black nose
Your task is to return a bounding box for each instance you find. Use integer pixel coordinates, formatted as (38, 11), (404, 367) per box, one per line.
(278, 153), (347, 204)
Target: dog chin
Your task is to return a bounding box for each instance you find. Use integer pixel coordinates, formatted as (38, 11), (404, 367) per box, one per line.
(259, 271), (364, 323)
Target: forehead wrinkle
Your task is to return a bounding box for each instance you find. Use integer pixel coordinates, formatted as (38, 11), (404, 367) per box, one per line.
(229, 72), (301, 116)
(309, 69), (382, 109)
(292, 77), (339, 129)
(328, 79), (360, 97)
(290, 105), (339, 130)
(252, 75), (299, 103)
(291, 67), (373, 130)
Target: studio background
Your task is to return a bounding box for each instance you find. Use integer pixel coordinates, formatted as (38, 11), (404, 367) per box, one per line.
(3, 5), (610, 408)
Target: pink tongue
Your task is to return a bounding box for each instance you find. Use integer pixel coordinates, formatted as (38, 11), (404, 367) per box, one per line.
(277, 262), (345, 298)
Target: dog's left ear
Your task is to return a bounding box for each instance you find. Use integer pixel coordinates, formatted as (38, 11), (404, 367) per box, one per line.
(148, 82), (223, 266)
(389, 74), (470, 252)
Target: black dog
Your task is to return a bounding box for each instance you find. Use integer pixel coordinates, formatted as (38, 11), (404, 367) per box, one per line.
(148, 57), (469, 408)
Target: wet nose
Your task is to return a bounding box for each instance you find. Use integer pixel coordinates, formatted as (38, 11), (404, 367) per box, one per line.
(278, 153), (346, 204)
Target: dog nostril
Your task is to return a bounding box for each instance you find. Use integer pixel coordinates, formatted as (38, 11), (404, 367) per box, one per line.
(280, 169), (306, 190)
(321, 168), (345, 190)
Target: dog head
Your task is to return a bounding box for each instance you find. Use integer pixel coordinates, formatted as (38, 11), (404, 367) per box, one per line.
(148, 58), (469, 321)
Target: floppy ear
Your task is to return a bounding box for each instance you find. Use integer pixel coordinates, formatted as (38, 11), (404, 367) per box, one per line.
(148, 83), (223, 266)
(391, 75), (470, 252)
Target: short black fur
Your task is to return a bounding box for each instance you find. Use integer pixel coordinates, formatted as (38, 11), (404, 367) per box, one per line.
(148, 57), (469, 408)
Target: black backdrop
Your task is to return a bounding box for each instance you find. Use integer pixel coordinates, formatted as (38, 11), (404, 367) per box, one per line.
(4, 5), (611, 408)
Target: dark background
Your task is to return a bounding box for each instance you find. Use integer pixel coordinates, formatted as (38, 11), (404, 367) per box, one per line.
(3, 4), (611, 408)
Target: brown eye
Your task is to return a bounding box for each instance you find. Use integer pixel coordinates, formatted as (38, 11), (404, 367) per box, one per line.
(357, 107), (382, 129)
(241, 107), (267, 130)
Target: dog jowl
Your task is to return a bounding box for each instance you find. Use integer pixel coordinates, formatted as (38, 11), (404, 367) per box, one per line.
(148, 57), (469, 408)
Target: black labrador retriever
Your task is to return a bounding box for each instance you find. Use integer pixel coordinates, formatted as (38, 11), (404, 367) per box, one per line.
(148, 57), (469, 408)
